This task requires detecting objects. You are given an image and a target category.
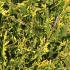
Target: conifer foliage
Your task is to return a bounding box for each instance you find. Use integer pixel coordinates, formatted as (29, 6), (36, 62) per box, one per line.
(0, 0), (70, 70)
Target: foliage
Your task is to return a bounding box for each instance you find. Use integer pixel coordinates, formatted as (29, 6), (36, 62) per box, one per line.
(0, 0), (70, 70)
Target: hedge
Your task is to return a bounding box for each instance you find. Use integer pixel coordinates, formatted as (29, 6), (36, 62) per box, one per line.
(0, 0), (70, 70)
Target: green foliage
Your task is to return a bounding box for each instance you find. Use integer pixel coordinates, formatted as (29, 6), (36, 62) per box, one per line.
(0, 0), (70, 70)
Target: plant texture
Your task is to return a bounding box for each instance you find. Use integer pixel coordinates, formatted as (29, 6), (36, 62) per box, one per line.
(0, 0), (70, 70)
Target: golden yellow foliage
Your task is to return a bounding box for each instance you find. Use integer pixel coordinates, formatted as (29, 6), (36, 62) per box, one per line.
(38, 60), (49, 68)
(64, 0), (70, 2)
(57, 21), (64, 28)
(66, 6), (70, 10)
(2, 10), (9, 16)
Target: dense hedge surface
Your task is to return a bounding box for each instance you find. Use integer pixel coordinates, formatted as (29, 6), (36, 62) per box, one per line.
(0, 0), (70, 70)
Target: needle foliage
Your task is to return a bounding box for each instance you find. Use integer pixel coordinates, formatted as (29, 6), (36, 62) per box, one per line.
(0, 0), (70, 70)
